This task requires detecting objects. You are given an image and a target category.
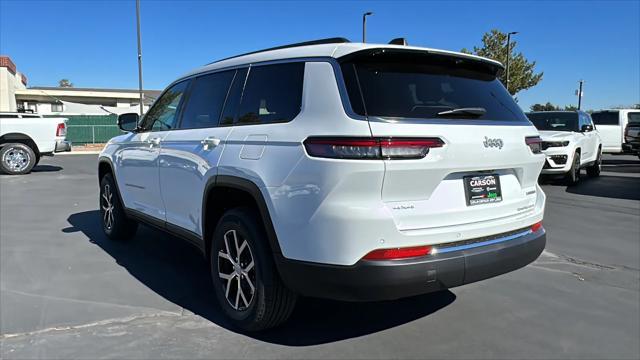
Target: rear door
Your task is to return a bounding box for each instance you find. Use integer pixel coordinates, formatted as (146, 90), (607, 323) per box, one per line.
(592, 110), (621, 152)
(340, 51), (544, 231)
(158, 69), (243, 236)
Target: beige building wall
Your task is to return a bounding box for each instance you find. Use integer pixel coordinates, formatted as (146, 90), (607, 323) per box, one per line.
(0, 56), (27, 112)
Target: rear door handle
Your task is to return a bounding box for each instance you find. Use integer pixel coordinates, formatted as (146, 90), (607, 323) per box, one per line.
(201, 137), (220, 150)
(148, 137), (161, 147)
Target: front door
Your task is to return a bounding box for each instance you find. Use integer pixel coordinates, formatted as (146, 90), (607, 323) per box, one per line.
(116, 80), (190, 220)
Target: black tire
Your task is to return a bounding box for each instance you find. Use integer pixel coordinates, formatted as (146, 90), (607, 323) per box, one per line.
(210, 207), (297, 331)
(0, 143), (36, 175)
(565, 151), (581, 186)
(586, 147), (602, 177)
(99, 173), (138, 240)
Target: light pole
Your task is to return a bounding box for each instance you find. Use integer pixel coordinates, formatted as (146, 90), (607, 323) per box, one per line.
(136, 0), (144, 116)
(577, 80), (584, 110)
(505, 31), (518, 94)
(362, 12), (373, 43)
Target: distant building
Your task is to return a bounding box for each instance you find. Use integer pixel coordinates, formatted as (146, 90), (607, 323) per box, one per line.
(0, 56), (28, 112)
(0, 55), (161, 115)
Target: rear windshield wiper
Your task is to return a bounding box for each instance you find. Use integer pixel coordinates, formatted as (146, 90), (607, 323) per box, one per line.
(436, 107), (486, 118)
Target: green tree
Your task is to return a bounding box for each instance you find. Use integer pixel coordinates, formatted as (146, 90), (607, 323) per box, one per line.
(462, 29), (543, 95)
(58, 79), (73, 88)
(563, 104), (578, 111)
(530, 102), (560, 112)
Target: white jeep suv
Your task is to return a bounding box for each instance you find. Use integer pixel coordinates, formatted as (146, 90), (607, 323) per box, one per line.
(98, 38), (547, 331)
(526, 111), (602, 184)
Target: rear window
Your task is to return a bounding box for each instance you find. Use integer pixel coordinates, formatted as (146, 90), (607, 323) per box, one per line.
(591, 111), (619, 125)
(526, 112), (579, 132)
(628, 112), (640, 125)
(340, 52), (528, 122)
(236, 62), (304, 125)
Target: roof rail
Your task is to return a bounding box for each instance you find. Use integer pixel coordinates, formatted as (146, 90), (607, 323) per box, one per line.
(207, 37), (351, 65)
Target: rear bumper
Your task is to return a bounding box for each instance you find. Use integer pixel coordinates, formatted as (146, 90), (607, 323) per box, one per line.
(55, 140), (72, 152)
(276, 228), (546, 301)
(623, 142), (640, 153)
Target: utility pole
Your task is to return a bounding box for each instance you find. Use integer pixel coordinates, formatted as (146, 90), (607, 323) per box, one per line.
(505, 31), (518, 94)
(577, 80), (584, 110)
(362, 12), (373, 43)
(136, 0), (144, 116)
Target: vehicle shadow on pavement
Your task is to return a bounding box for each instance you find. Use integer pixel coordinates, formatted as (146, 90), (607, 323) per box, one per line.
(31, 164), (63, 172)
(65, 210), (456, 345)
(601, 157), (640, 174)
(564, 175), (640, 201)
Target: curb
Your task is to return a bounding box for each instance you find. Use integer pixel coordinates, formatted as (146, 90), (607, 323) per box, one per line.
(57, 151), (101, 155)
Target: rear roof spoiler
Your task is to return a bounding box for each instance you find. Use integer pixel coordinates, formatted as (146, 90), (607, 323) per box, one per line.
(337, 48), (504, 76)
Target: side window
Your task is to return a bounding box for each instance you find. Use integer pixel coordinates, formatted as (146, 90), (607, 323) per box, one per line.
(578, 113), (587, 128)
(236, 62), (304, 125)
(591, 111), (619, 126)
(179, 71), (235, 129)
(219, 68), (248, 126)
(141, 80), (189, 131)
(628, 112), (640, 125)
(586, 114), (595, 127)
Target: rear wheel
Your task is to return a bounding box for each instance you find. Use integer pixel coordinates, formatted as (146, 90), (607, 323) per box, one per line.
(565, 151), (581, 186)
(0, 143), (36, 175)
(586, 147), (602, 177)
(99, 173), (138, 240)
(210, 207), (297, 331)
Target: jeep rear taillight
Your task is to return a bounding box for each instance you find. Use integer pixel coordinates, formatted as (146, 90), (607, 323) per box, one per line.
(303, 137), (444, 160)
(525, 136), (542, 154)
(56, 123), (66, 137)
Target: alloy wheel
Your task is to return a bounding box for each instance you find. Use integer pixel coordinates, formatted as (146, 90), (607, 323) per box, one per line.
(101, 184), (115, 230)
(2, 147), (30, 172)
(218, 229), (256, 311)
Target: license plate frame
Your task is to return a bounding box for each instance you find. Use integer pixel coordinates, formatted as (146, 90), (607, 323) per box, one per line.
(463, 174), (503, 206)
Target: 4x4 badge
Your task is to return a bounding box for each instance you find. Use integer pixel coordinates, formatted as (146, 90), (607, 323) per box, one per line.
(483, 137), (504, 149)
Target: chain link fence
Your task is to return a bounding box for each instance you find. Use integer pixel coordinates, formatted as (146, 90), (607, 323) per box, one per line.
(47, 115), (124, 145)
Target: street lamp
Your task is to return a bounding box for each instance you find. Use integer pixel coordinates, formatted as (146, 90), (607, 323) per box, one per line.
(505, 31), (518, 94)
(135, 0), (144, 116)
(577, 80), (584, 110)
(362, 12), (373, 43)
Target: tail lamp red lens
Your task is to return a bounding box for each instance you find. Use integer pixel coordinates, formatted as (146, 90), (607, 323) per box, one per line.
(525, 136), (543, 154)
(531, 221), (543, 233)
(363, 245), (432, 261)
(304, 137), (444, 160)
(56, 123), (67, 137)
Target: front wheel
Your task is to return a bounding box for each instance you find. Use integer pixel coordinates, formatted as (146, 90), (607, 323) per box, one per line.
(211, 207), (297, 331)
(99, 173), (138, 240)
(586, 148), (602, 177)
(0, 143), (36, 175)
(565, 151), (581, 186)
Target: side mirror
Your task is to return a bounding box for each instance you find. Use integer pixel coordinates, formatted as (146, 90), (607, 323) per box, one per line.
(118, 113), (139, 132)
(581, 124), (593, 132)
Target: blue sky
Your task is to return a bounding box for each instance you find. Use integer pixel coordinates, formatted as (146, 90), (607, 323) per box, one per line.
(1, 0), (638, 111)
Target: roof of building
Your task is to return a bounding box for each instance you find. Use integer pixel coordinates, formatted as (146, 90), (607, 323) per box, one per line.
(180, 39), (504, 81)
(29, 86), (162, 98)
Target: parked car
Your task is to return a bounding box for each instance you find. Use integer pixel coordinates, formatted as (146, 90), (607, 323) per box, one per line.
(624, 122), (640, 158)
(0, 112), (71, 174)
(98, 38), (547, 331)
(526, 111), (602, 185)
(590, 109), (640, 154)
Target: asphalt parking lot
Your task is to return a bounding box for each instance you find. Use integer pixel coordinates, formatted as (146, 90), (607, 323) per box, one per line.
(1, 154), (638, 359)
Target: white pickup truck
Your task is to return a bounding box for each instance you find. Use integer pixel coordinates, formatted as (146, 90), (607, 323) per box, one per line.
(0, 112), (71, 174)
(590, 109), (640, 154)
